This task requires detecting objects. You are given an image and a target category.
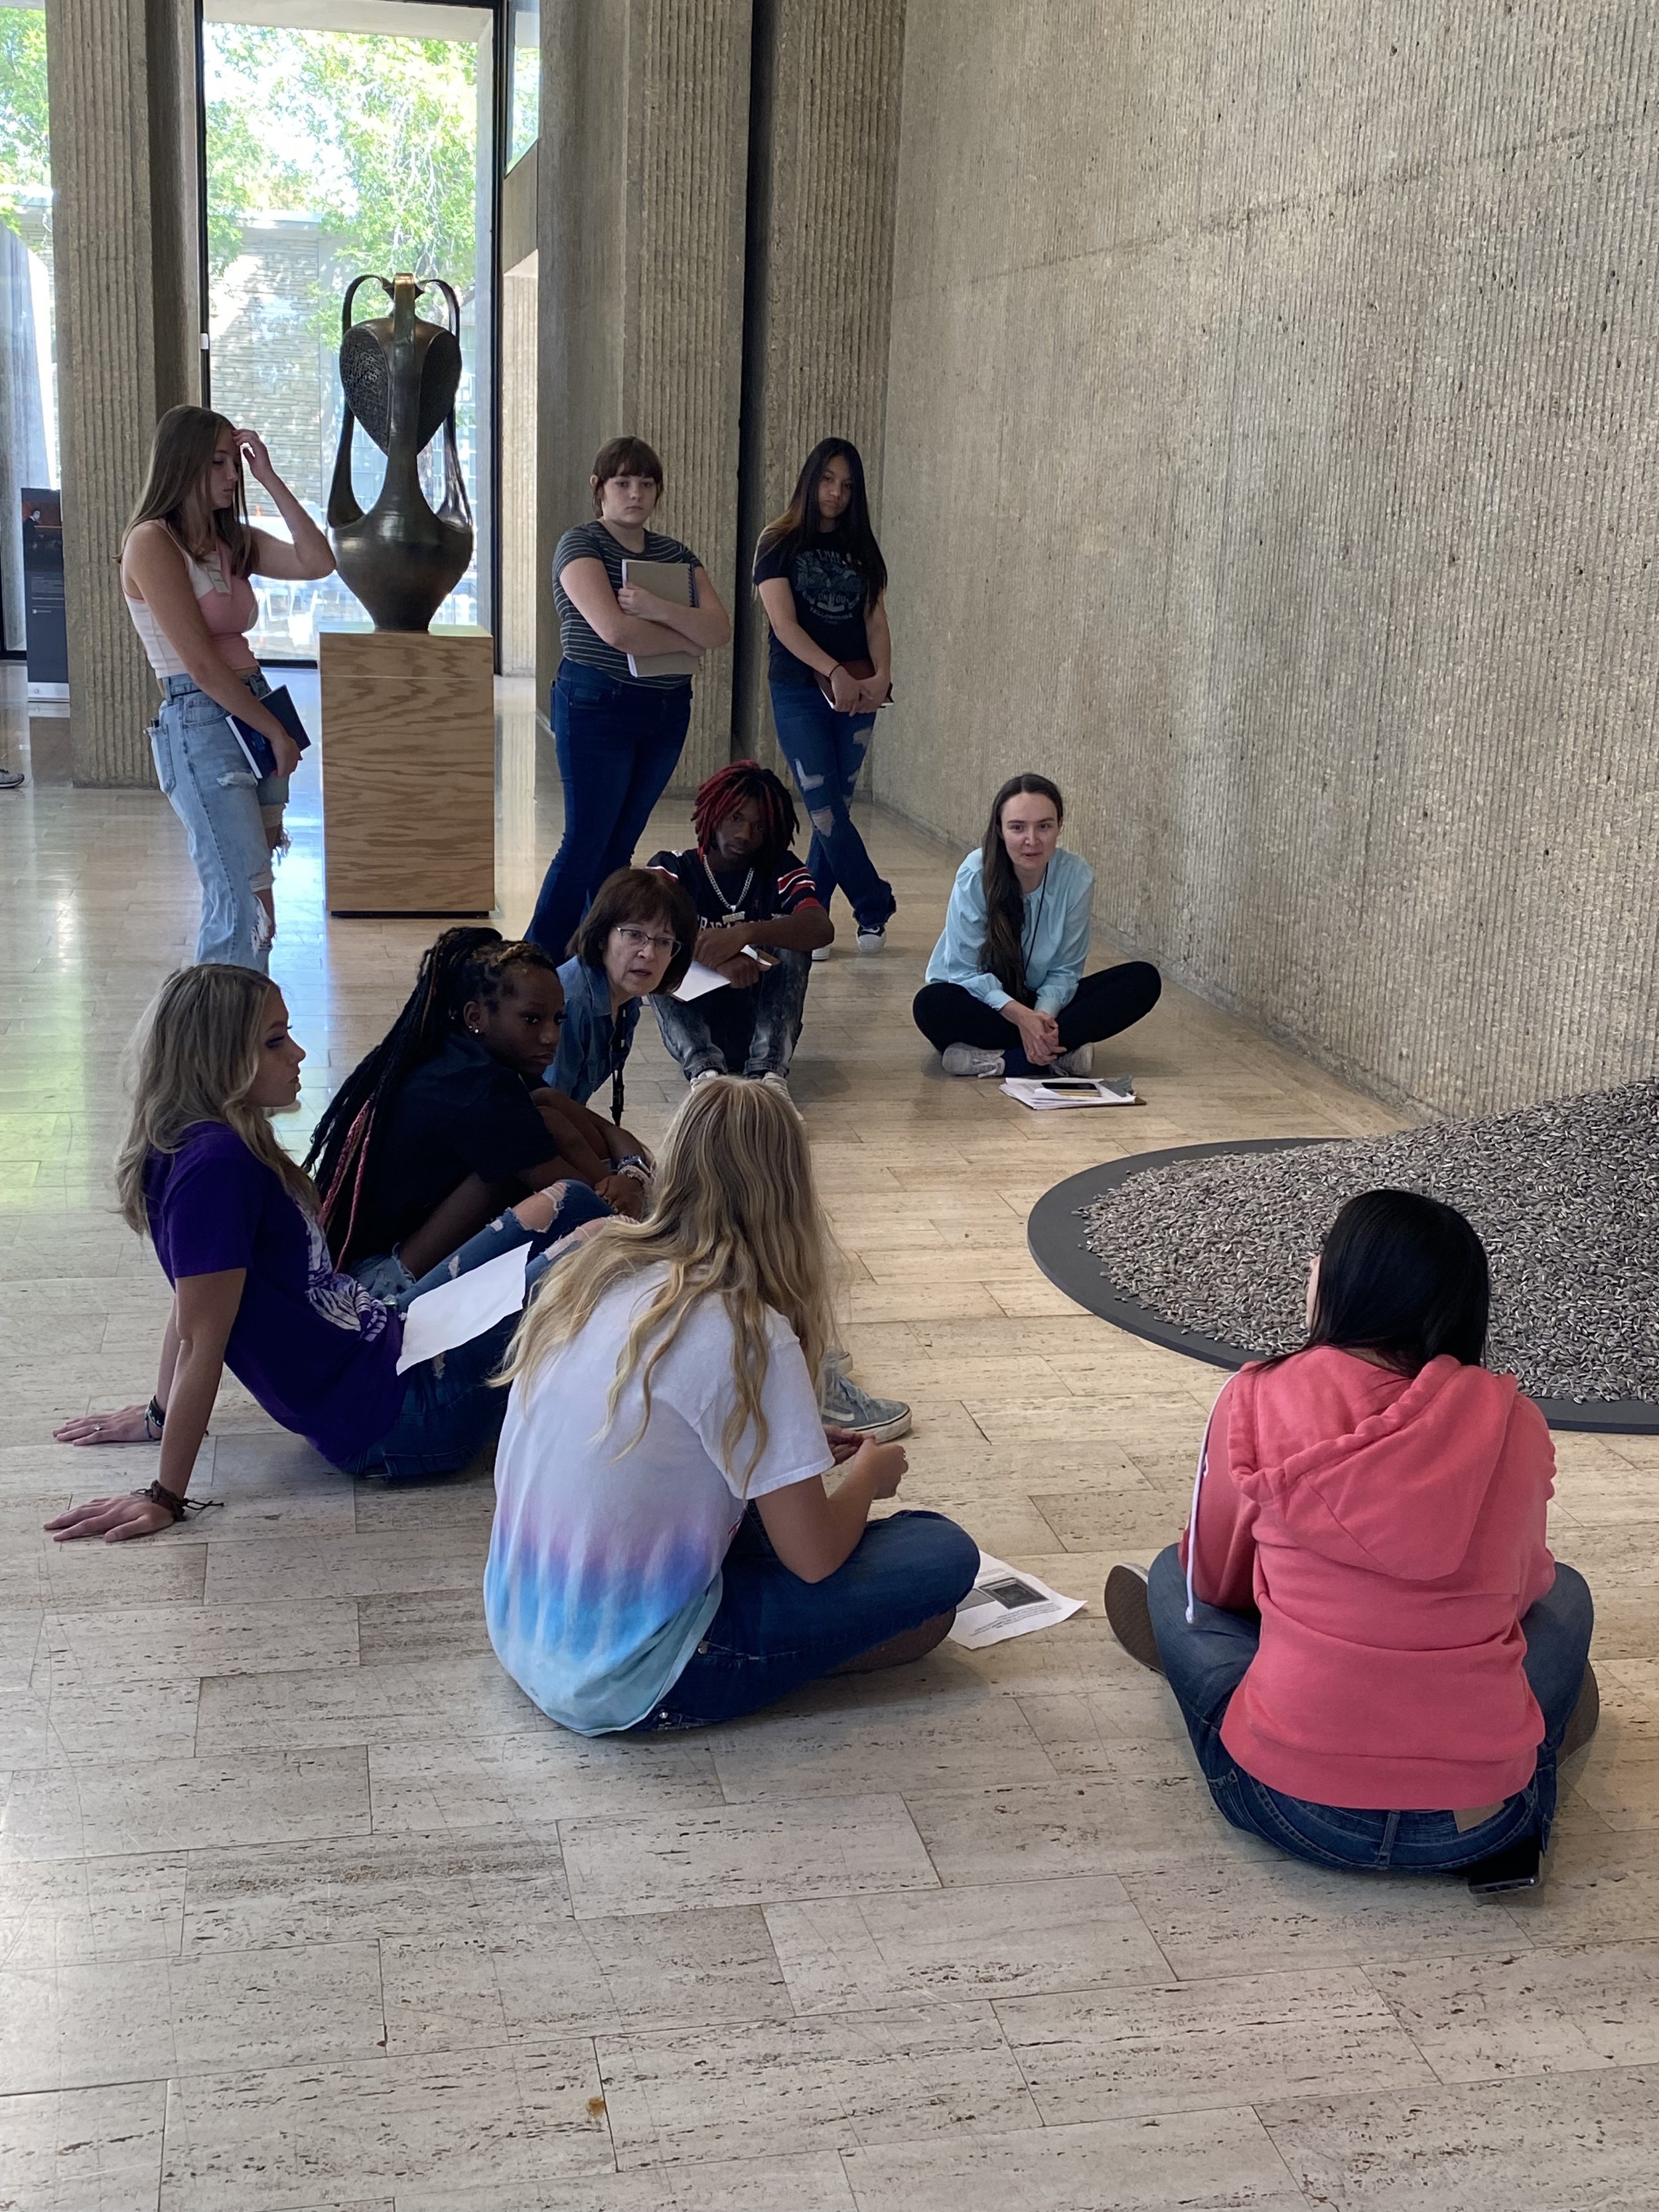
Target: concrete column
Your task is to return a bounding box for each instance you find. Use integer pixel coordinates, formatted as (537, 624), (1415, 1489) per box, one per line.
(538, 0), (751, 798)
(44, 0), (199, 785)
(733, 0), (906, 765)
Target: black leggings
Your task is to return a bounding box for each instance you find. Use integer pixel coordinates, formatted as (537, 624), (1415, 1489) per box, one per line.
(913, 962), (1162, 1058)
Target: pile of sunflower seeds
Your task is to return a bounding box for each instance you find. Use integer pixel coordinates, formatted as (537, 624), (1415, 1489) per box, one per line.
(1081, 1080), (1659, 1404)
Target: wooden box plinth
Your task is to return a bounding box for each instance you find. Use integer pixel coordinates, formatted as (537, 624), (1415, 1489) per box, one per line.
(319, 626), (496, 916)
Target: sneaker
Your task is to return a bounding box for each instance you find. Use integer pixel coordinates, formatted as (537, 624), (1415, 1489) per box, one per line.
(1561, 1664), (1600, 1761)
(1050, 1044), (1094, 1076)
(820, 1363), (912, 1441)
(687, 1068), (723, 1090)
(855, 927), (885, 954)
(811, 944), (832, 963)
(1104, 1562), (1163, 1674)
(0, 768), (23, 790)
(756, 1070), (798, 1112)
(942, 1042), (1006, 1079)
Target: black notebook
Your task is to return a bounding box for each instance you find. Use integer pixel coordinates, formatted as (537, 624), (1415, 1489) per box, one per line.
(230, 685), (311, 782)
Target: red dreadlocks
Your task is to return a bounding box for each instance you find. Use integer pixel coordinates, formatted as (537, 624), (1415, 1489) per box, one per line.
(691, 760), (799, 857)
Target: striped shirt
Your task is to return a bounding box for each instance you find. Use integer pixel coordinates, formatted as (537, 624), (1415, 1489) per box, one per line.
(553, 521), (701, 688)
(648, 846), (822, 927)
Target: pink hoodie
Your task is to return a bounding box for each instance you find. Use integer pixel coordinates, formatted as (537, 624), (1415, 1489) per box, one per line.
(1181, 1345), (1557, 1811)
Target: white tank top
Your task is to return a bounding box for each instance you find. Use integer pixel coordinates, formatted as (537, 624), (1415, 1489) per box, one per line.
(124, 540), (259, 678)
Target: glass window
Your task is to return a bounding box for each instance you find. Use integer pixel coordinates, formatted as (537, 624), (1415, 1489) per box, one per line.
(201, 3), (490, 657)
(0, 0), (60, 660)
(507, 0), (538, 170)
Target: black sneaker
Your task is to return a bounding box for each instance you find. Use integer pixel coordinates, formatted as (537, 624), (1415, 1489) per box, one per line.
(1104, 1563), (1164, 1674)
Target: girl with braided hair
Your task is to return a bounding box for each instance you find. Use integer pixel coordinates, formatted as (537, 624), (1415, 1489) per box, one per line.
(645, 762), (831, 1102)
(306, 927), (655, 1300)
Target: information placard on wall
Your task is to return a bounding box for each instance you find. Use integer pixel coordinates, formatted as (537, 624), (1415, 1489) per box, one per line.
(21, 488), (66, 686)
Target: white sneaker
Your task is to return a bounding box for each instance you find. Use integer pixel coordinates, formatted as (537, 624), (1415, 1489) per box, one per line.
(1049, 1045), (1094, 1076)
(855, 928), (885, 954)
(688, 1068), (722, 1089)
(756, 1071), (798, 1112)
(811, 944), (832, 963)
(942, 1043), (1006, 1079)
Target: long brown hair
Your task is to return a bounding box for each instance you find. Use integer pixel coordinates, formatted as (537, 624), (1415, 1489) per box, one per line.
(755, 437), (887, 605)
(123, 404), (252, 573)
(501, 1076), (837, 1484)
(979, 774), (1065, 1003)
(115, 966), (316, 1236)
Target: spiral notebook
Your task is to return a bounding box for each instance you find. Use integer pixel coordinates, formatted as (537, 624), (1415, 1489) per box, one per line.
(622, 559), (700, 680)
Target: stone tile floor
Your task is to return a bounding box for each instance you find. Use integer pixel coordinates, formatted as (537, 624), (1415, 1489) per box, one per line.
(1, 665), (1656, 2209)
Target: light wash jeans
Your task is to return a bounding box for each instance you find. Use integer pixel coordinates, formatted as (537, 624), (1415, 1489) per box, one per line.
(650, 948), (812, 1079)
(150, 671), (289, 970)
(768, 680), (893, 933)
(340, 1181), (612, 1479)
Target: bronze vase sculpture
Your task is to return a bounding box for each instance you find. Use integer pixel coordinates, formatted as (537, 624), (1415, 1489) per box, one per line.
(328, 271), (473, 632)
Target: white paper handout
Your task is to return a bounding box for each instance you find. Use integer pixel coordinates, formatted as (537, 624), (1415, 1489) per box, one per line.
(1000, 1076), (1137, 1110)
(395, 1243), (530, 1374)
(673, 950), (776, 1002)
(946, 1551), (1085, 1649)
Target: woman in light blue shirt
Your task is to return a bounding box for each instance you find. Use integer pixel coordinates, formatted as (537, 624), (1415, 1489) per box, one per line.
(914, 774), (1162, 1077)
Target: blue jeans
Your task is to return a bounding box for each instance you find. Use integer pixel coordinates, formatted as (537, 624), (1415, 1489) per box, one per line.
(628, 1506), (980, 1730)
(526, 662), (693, 956)
(150, 671), (289, 969)
(1146, 1544), (1595, 1872)
(768, 680), (894, 933)
(339, 1182), (611, 1479)
(650, 948), (812, 1078)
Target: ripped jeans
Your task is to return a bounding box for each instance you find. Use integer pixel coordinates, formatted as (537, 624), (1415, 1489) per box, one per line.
(151, 671), (289, 970)
(650, 948), (812, 1080)
(768, 680), (894, 934)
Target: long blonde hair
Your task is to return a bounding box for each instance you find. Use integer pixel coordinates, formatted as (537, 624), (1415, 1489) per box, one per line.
(123, 404), (252, 572)
(114, 966), (316, 1234)
(502, 1076), (836, 1481)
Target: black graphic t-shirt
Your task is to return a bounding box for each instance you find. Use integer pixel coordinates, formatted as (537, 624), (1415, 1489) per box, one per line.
(753, 535), (873, 686)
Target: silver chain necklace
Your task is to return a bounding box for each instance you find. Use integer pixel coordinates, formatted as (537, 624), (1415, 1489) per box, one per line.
(702, 851), (754, 924)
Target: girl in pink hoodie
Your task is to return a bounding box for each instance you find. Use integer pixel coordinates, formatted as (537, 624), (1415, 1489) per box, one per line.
(1106, 1189), (1595, 1878)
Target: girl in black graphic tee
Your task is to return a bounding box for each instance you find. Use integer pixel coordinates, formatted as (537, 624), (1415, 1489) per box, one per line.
(753, 440), (896, 954)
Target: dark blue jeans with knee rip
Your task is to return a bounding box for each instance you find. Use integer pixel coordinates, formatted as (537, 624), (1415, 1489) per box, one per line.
(768, 680), (894, 934)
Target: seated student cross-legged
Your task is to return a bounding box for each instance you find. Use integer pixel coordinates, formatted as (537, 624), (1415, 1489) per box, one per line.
(47, 966), (609, 1536)
(914, 773), (1161, 1078)
(306, 928), (652, 1301)
(1105, 1190), (1599, 1880)
(485, 1077), (979, 1733)
(647, 761), (833, 1106)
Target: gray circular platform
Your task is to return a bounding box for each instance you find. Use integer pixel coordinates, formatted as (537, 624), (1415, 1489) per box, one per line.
(1026, 1138), (1659, 1436)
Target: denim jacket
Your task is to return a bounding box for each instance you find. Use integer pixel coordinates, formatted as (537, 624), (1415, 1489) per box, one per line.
(551, 956), (639, 1112)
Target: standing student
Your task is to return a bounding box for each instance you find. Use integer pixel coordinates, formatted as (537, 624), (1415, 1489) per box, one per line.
(121, 406), (335, 968)
(485, 1077), (979, 1734)
(1104, 1191), (1599, 1881)
(550, 867), (699, 1123)
(46, 965), (608, 1536)
(647, 761), (831, 1100)
(754, 439), (895, 954)
(914, 773), (1162, 1077)
(526, 438), (731, 958)
(306, 929), (653, 1299)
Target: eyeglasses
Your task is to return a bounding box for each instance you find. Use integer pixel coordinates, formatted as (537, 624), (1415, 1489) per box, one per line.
(613, 924), (680, 956)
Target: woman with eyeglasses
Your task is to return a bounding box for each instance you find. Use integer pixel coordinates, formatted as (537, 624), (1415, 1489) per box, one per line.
(551, 868), (701, 1128)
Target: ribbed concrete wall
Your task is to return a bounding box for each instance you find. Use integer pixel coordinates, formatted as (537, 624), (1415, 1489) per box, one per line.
(45, 0), (198, 786)
(538, 0), (750, 798)
(878, 2), (1659, 1118)
(733, 0), (906, 767)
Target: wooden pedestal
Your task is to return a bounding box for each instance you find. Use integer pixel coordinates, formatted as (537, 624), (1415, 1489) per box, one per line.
(319, 625), (496, 915)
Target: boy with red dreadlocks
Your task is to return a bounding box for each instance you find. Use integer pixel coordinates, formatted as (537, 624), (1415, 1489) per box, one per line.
(650, 765), (910, 1440)
(647, 762), (832, 1103)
